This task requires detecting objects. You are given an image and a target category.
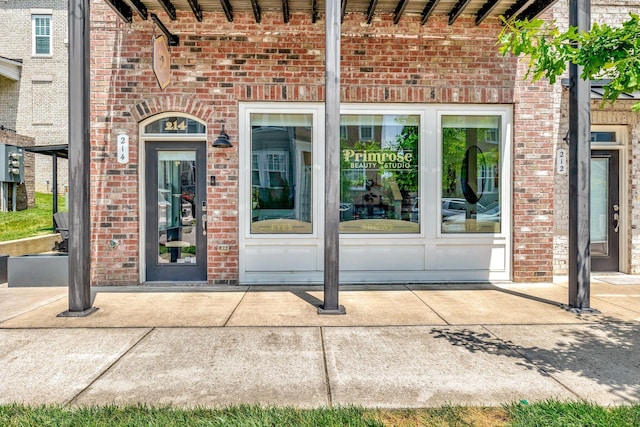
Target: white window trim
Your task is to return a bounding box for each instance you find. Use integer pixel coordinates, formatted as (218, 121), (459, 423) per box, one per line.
(239, 103), (513, 283)
(32, 14), (52, 57)
(240, 103), (322, 240)
(436, 107), (512, 240)
(590, 125), (627, 146)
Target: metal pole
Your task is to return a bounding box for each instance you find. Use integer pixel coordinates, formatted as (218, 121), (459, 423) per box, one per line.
(59, 0), (96, 317)
(319, 0), (345, 314)
(567, 0), (596, 312)
(52, 153), (58, 228)
(11, 182), (16, 211)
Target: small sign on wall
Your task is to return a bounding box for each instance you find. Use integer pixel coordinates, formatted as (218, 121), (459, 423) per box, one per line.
(556, 148), (567, 174)
(117, 134), (129, 164)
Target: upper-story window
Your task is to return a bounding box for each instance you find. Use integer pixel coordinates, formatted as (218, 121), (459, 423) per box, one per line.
(32, 15), (52, 56)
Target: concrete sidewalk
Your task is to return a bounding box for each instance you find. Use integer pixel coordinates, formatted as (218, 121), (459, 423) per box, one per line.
(1, 278), (639, 408)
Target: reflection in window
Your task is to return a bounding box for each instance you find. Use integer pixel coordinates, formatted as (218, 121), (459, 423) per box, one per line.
(339, 114), (419, 233)
(250, 113), (313, 234)
(157, 151), (197, 264)
(441, 115), (501, 233)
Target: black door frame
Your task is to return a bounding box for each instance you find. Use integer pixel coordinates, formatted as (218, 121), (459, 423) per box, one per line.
(591, 149), (620, 272)
(145, 141), (207, 282)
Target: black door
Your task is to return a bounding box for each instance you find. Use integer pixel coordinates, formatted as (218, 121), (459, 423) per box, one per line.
(145, 141), (207, 282)
(591, 150), (620, 272)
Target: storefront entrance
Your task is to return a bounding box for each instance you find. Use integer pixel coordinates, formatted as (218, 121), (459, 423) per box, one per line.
(141, 115), (208, 282)
(591, 149), (620, 272)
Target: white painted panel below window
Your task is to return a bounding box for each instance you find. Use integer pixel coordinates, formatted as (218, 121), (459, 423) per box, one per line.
(341, 245), (425, 271)
(245, 246), (318, 271)
(435, 246), (506, 270)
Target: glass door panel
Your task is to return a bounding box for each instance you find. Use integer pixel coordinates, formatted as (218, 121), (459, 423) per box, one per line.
(157, 151), (197, 264)
(145, 142), (207, 282)
(590, 158), (608, 257)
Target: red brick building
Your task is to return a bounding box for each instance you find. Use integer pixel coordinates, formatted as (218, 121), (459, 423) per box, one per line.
(90, 0), (561, 286)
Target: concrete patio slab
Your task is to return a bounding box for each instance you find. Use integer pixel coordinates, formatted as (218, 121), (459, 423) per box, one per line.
(0, 286), (66, 323)
(486, 324), (640, 405)
(225, 287), (446, 326)
(0, 328), (150, 405)
(0, 291), (247, 328)
(408, 285), (585, 325)
(72, 327), (328, 408)
(493, 282), (640, 321)
(322, 326), (575, 408)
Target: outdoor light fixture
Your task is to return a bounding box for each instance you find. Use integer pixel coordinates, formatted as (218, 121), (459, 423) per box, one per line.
(212, 125), (232, 148)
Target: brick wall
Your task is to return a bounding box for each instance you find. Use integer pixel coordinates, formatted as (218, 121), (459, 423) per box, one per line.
(91, 0), (556, 285)
(0, 76), (19, 130)
(0, 0), (69, 194)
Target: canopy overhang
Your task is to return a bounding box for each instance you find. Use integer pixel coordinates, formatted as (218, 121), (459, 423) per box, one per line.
(104, 0), (558, 26)
(0, 56), (22, 81)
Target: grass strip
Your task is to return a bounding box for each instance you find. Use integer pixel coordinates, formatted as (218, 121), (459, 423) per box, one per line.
(506, 400), (640, 427)
(3, 402), (638, 426)
(0, 192), (65, 241)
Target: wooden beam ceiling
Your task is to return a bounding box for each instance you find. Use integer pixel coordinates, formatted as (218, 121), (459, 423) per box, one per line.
(104, 0), (133, 23)
(101, 0), (558, 27)
(128, 0), (149, 20)
(186, 0), (204, 21)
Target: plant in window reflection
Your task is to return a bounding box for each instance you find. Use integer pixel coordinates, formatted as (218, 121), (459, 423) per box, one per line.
(251, 187), (261, 209)
(443, 128), (467, 197)
(261, 179), (292, 209)
(339, 124), (419, 221)
(442, 127), (499, 210)
(389, 126), (419, 193)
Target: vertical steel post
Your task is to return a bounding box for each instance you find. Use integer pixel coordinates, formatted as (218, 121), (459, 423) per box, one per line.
(52, 153), (58, 229)
(567, 0), (596, 312)
(319, 0), (345, 314)
(59, 0), (97, 317)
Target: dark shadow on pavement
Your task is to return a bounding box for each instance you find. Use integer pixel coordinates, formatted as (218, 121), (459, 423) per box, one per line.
(430, 318), (640, 402)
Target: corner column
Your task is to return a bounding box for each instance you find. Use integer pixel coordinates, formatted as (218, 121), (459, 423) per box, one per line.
(59, 0), (97, 317)
(319, 0), (345, 315)
(567, 0), (596, 313)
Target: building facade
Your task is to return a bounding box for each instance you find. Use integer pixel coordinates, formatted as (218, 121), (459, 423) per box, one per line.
(0, 0), (69, 195)
(89, 0), (563, 286)
(88, 0), (640, 287)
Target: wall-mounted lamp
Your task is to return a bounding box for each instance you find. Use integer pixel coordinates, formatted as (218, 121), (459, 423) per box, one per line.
(563, 130), (570, 145)
(212, 125), (232, 148)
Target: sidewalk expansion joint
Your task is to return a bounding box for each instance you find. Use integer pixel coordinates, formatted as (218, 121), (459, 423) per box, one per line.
(64, 327), (156, 407)
(407, 286), (451, 325)
(222, 288), (250, 327)
(319, 327), (334, 408)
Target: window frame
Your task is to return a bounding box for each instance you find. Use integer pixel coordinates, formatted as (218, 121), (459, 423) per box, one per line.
(339, 111), (422, 234)
(437, 109), (511, 238)
(32, 14), (52, 57)
(240, 103), (511, 241)
(242, 105), (320, 238)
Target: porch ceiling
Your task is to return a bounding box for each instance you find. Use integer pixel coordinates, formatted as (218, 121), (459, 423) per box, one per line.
(105, 0), (557, 26)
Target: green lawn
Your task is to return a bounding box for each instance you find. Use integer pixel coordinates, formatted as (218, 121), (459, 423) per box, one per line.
(0, 192), (66, 242)
(0, 402), (638, 426)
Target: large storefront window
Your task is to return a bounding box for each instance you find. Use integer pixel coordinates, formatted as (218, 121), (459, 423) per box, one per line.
(339, 114), (419, 233)
(441, 115), (501, 233)
(250, 113), (313, 234)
